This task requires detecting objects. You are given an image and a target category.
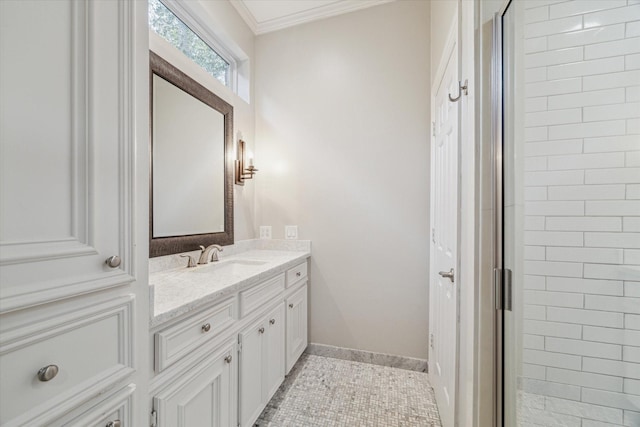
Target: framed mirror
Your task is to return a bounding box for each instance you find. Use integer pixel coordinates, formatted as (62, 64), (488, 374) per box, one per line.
(149, 51), (233, 257)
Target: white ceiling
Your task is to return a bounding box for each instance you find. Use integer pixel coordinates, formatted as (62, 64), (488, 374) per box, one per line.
(230, 0), (394, 35)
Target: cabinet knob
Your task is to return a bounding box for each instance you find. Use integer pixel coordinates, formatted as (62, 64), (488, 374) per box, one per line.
(269, 318), (276, 325)
(105, 255), (121, 268)
(106, 421), (121, 427)
(289, 303), (294, 308)
(296, 272), (301, 277)
(258, 327), (265, 334)
(202, 323), (211, 333)
(37, 364), (59, 382)
(224, 355), (232, 364)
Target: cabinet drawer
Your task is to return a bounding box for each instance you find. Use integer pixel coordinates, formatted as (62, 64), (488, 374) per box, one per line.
(50, 383), (134, 427)
(155, 297), (236, 372)
(240, 274), (285, 317)
(0, 296), (134, 426)
(286, 262), (307, 288)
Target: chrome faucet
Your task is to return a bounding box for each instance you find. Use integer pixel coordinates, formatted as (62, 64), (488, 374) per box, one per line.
(198, 244), (223, 264)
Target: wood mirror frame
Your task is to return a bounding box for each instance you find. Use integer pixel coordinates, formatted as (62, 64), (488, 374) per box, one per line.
(149, 51), (234, 257)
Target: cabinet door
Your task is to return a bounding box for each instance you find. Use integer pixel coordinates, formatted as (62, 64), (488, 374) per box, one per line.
(286, 284), (308, 373)
(264, 303), (285, 402)
(238, 319), (265, 427)
(154, 341), (236, 427)
(0, 0), (136, 313)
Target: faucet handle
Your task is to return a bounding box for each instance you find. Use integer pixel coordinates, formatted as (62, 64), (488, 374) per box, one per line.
(180, 254), (197, 268)
(210, 245), (223, 262)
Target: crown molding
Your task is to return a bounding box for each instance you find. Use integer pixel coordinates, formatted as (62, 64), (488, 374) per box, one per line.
(229, 0), (258, 34)
(231, 0), (395, 35)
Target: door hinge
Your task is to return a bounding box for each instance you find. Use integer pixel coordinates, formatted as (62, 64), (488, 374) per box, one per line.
(238, 336), (242, 353)
(494, 268), (513, 312)
(150, 410), (157, 427)
(431, 228), (436, 243)
(432, 121), (436, 137)
(429, 333), (434, 349)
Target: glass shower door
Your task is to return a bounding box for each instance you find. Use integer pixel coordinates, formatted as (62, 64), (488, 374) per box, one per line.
(498, 0), (640, 426)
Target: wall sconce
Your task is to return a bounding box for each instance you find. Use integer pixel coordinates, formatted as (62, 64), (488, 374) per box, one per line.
(235, 139), (258, 185)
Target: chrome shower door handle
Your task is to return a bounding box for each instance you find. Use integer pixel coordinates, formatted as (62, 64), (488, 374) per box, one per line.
(438, 268), (455, 283)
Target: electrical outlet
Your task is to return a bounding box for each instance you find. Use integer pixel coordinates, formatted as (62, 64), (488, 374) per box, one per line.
(285, 225), (298, 240)
(259, 226), (272, 239)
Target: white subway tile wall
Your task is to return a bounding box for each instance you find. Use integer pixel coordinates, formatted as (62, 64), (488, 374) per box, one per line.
(520, 1), (640, 426)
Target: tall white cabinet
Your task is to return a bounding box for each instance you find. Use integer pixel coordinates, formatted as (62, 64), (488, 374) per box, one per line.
(0, 1), (149, 426)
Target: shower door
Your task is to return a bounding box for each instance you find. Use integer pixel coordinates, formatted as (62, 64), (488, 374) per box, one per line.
(497, 0), (640, 426)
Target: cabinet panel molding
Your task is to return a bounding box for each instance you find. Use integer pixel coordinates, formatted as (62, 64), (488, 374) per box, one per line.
(153, 338), (237, 427)
(0, 0), (136, 314)
(0, 295), (135, 426)
(49, 383), (135, 427)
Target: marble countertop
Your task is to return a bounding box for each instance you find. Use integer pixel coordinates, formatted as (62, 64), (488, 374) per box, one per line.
(150, 248), (310, 328)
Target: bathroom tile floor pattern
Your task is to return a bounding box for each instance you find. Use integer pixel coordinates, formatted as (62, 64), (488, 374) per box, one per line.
(255, 353), (442, 427)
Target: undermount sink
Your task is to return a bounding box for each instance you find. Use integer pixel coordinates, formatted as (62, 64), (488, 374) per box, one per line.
(189, 259), (267, 275)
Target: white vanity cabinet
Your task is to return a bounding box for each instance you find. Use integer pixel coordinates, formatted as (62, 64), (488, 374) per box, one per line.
(238, 303), (285, 427)
(150, 257), (309, 427)
(153, 338), (237, 427)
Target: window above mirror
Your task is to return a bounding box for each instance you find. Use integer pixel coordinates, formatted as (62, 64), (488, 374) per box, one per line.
(148, 0), (233, 88)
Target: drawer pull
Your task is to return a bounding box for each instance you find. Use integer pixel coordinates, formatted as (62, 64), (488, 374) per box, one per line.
(202, 323), (211, 333)
(269, 318), (276, 325)
(296, 272), (301, 277)
(224, 355), (232, 364)
(105, 255), (121, 268)
(37, 364), (59, 382)
(106, 421), (121, 427)
(259, 327), (265, 334)
(289, 303), (294, 308)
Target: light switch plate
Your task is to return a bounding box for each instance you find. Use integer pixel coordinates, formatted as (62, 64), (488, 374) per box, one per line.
(285, 225), (298, 240)
(259, 226), (272, 239)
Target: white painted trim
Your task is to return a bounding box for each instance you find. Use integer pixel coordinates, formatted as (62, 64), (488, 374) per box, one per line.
(231, 0), (395, 35)
(229, 0), (258, 35)
(456, 0), (480, 425)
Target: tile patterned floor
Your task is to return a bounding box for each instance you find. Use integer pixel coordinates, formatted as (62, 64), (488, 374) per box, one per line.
(256, 353), (442, 427)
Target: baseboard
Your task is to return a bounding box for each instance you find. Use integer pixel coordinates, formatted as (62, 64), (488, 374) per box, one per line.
(305, 343), (428, 373)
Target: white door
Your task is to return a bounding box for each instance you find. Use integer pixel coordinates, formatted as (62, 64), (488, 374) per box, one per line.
(429, 29), (459, 427)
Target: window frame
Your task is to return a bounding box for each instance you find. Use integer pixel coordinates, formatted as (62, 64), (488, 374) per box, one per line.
(150, 0), (238, 92)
